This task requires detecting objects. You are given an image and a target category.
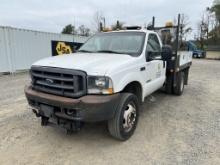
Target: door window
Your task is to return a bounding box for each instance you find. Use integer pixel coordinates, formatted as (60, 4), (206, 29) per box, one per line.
(146, 34), (162, 59)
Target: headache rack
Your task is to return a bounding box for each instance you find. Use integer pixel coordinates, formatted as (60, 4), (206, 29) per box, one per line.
(30, 66), (87, 98)
(147, 14), (191, 70)
(147, 14), (192, 93)
(147, 14), (181, 60)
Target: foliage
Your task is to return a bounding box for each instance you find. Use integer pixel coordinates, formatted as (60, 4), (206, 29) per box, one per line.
(211, 0), (220, 24)
(207, 0), (220, 44)
(196, 0), (220, 48)
(61, 24), (90, 36)
(61, 24), (77, 35)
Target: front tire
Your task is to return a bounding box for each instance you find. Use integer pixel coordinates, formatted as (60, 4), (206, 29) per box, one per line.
(108, 93), (139, 141)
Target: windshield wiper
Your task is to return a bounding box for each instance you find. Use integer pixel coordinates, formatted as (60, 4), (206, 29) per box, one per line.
(77, 50), (94, 53)
(78, 49), (132, 56)
(96, 50), (130, 55)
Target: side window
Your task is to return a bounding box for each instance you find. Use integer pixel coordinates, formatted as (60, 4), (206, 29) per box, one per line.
(146, 34), (162, 59)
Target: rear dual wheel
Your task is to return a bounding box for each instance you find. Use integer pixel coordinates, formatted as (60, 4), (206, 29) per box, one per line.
(173, 71), (185, 96)
(108, 93), (139, 141)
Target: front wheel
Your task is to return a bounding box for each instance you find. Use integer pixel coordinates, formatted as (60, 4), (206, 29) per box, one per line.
(108, 93), (139, 141)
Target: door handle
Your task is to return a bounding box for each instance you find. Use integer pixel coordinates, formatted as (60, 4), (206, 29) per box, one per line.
(140, 67), (146, 71)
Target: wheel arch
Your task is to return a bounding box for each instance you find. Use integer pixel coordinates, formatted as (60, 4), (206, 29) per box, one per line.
(120, 81), (143, 104)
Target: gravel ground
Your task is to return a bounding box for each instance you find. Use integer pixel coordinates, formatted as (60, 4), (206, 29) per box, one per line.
(0, 59), (219, 165)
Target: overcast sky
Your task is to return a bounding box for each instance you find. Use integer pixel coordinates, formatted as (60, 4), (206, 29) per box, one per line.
(0, 0), (214, 38)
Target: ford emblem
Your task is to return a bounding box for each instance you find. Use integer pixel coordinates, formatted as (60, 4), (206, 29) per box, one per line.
(46, 78), (54, 84)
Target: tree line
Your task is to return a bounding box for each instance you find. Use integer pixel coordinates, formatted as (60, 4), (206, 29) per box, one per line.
(61, 0), (220, 49)
(61, 24), (90, 36)
(197, 0), (220, 49)
(61, 11), (123, 36)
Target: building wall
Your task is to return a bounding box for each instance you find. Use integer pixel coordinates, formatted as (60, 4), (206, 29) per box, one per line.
(0, 26), (89, 73)
(206, 51), (220, 59)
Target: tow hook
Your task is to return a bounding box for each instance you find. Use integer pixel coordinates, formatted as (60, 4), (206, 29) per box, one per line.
(32, 108), (41, 117)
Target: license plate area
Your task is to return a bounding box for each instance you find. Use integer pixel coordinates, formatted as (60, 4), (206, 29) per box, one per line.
(40, 104), (54, 118)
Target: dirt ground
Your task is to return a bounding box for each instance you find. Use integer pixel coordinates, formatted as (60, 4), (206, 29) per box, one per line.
(0, 59), (219, 165)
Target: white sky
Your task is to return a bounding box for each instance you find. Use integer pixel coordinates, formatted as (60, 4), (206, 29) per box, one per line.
(0, 0), (214, 39)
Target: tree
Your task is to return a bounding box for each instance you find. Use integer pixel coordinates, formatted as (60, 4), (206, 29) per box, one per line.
(195, 1), (220, 47)
(207, 0), (220, 44)
(197, 19), (207, 49)
(211, 0), (220, 24)
(61, 24), (77, 35)
(92, 11), (104, 32)
(78, 25), (90, 36)
(179, 14), (192, 41)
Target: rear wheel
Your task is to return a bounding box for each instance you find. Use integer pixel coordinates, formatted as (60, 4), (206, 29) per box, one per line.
(173, 72), (185, 96)
(108, 93), (139, 141)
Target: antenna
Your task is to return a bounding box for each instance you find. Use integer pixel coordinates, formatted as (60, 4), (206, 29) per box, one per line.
(147, 16), (155, 30)
(152, 16), (155, 29)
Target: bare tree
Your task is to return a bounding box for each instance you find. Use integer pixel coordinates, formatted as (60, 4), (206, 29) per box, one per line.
(78, 25), (90, 36)
(210, 0), (220, 43)
(212, 0), (220, 24)
(197, 13), (209, 49)
(203, 7), (214, 40)
(179, 14), (192, 41)
(92, 11), (104, 32)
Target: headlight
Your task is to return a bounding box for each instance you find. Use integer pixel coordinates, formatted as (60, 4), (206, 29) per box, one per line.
(87, 76), (113, 94)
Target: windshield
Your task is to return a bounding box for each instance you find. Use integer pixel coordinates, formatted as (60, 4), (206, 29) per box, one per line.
(78, 32), (146, 56)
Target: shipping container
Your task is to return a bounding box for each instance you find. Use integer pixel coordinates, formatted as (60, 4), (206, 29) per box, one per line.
(0, 26), (89, 73)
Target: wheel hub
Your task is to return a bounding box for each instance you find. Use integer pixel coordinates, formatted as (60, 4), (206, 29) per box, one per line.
(123, 103), (136, 132)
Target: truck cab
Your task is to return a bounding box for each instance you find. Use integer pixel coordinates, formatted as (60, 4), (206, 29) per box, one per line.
(25, 18), (192, 141)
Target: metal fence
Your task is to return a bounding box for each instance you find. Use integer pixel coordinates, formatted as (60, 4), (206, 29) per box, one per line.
(0, 26), (89, 73)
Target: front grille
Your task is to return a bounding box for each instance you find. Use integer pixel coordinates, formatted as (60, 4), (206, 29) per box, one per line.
(31, 66), (87, 98)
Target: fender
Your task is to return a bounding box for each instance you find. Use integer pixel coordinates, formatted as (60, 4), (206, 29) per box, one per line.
(110, 71), (145, 102)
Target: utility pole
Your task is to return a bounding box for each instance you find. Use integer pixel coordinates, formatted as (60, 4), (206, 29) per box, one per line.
(152, 16), (155, 28)
(99, 22), (103, 32)
(101, 17), (106, 28)
(116, 20), (120, 29)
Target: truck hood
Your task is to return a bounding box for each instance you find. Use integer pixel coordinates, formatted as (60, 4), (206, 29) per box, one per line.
(32, 53), (135, 75)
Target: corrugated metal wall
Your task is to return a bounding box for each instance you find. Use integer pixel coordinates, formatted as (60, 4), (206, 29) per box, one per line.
(0, 26), (89, 73)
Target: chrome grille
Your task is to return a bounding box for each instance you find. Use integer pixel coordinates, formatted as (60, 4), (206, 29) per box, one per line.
(31, 66), (87, 98)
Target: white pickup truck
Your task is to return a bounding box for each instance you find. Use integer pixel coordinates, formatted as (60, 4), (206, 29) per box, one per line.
(25, 17), (192, 140)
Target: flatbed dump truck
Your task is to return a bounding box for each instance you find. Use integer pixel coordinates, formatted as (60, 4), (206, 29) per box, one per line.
(25, 14), (192, 140)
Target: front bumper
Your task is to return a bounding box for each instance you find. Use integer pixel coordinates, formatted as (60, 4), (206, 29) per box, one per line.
(24, 85), (120, 122)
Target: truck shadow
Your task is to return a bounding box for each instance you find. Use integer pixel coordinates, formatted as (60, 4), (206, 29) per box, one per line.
(43, 90), (175, 143)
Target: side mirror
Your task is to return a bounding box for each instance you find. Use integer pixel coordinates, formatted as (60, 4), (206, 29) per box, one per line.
(146, 51), (154, 61)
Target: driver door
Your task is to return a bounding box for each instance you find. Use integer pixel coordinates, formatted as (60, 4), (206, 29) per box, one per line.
(143, 33), (166, 96)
